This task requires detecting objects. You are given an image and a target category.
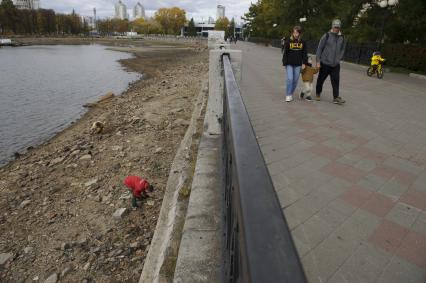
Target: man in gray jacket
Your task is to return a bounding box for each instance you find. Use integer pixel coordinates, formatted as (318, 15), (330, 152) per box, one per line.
(315, 19), (347, 105)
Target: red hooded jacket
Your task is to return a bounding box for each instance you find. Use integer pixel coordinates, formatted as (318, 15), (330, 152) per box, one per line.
(123, 176), (150, 198)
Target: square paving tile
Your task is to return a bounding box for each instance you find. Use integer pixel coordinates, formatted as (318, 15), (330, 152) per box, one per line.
(321, 162), (367, 184)
(400, 189), (426, 210)
(352, 146), (388, 163)
(376, 256), (426, 283)
(393, 170), (417, 186)
(337, 132), (370, 145)
(368, 219), (410, 254)
(327, 243), (392, 283)
(373, 165), (399, 181)
(379, 179), (410, 200)
(395, 230), (426, 268)
(386, 203), (421, 229)
(307, 144), (343, 161)
(363, 192), (396, 218)
(340, 185), (372, 208)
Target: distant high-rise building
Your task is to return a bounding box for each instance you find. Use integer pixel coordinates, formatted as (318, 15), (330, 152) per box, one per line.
(217, 5), (225, 19)
(208, 16), (215, 24)
(115, 0), (128, 20)
(133, 2), (145, 19)
(93, 8), (97, 30)
(3, 0), (40, 10)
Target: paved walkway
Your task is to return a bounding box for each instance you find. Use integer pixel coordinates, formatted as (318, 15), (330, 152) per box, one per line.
(236, 41), (426, 283)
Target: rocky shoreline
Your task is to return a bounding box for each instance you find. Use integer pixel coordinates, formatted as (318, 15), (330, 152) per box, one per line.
(0, 38), (208, 282)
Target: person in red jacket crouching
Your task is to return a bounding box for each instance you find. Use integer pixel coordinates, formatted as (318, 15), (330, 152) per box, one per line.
(123, 176), (154, 208)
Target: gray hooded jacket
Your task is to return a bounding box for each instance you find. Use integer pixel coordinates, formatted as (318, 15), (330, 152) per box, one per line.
(316, 31), (346, 67)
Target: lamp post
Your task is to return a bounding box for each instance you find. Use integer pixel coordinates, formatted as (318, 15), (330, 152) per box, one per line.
(377, 0), (398, 50)
(201, 17), (204, 37)
(233, 16), (237, 39)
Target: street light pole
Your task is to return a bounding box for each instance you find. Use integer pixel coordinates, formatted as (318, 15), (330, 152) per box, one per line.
(377, 0), (398, 50)
(201, 17), (204, 37)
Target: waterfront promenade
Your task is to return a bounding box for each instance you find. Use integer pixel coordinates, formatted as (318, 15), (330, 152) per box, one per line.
(237, 42), (426, 282)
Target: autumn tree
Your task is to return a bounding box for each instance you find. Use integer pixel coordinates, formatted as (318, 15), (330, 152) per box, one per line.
(131, 18), (163, 34)
(154, 7), (186, 35)
(115, 19), (129, 33)
(215, 17), (230, 38)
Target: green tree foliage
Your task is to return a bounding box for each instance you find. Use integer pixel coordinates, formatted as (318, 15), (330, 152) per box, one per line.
(228, 18), (236, 39)
(0, 0), (19, 34)
(188, 18), (197, 36)
(243, 0), (426, 45)
(0, 1), (87, 35)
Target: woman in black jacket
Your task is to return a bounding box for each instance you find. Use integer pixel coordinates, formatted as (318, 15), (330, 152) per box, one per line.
(282, 26), (308, 102)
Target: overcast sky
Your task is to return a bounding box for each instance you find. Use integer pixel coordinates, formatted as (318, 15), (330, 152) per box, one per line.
(40, 0), (253, 22)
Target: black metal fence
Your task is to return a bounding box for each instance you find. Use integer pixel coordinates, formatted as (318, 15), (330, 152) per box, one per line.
(242, 37), (426, 71)
(306, 40), (377, 65)
(221, 53), (307, 283)
(249, 37), (378, 65)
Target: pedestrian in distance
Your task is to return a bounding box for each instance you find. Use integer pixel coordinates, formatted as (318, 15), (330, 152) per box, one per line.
(281, 36), (286, 53)
(300, 56), (319, 101)
(315, 19), (347, 105)
(282, 26), (308, 102)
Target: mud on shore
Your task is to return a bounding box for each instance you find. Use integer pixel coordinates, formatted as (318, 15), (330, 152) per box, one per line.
(0, 38), (208, 282)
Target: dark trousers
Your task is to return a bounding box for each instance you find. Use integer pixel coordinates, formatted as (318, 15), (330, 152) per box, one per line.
(316, 63), (340, 98)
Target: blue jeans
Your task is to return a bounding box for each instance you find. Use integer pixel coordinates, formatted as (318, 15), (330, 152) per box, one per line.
(285, 65), (301, 96)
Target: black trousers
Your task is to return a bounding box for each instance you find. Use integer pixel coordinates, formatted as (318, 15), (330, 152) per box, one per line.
(316, 63), (340, 98)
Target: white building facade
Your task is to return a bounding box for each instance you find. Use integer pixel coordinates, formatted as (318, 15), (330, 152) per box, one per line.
(81, 16), (96, 30)
(133, 2), (145, 19)
(115, 0), (128, 20)
(3, 0), (40, 10)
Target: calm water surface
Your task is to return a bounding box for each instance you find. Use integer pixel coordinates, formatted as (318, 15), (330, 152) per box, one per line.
(0, 44), (140, 165)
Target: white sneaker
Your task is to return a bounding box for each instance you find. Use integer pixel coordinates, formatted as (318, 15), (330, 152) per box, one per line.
(285, 96), (293, 102)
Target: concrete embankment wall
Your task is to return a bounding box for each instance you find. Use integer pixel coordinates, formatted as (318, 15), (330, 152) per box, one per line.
(173, 49), (242, 282)
(139, 45), (242, 282)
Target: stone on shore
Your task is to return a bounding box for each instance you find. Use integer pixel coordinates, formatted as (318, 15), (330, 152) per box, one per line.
(20, 199), (31, 209)
(113, 208), (127, 219)
(44, 273), (58, 283)
(80, 154), (92, 160)
(0, 252), (13, 266)
(50, 157), (65, 166)
(61, 266), (72, 277)
(84, 178), (98, 188)
(97, 92), (115, 103)
(23, 246), (33, 254)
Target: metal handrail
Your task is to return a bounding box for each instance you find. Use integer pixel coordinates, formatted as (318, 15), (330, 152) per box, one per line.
(222, 54), (307, 283)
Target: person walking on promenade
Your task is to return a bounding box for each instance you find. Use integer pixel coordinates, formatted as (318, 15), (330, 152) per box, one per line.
(282, 26), (307, 102)
(315, 19), (347, 105)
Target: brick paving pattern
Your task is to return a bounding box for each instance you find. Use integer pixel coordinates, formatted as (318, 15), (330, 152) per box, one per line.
(236, 42), (426, 282)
